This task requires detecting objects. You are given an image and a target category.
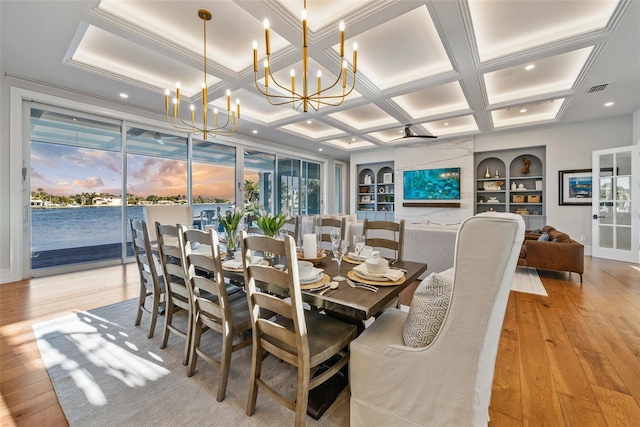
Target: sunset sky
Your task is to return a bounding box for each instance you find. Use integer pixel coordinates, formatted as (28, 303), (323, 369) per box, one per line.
(30, 142), (243, 200)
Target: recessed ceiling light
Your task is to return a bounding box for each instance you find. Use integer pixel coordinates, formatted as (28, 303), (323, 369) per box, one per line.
(604, 102), (614, 107)
(520, 108), (527, 113)
(318, 148), (323, 151)
(351, 138), (356, 142)
(525, 64), (535, 71)
(306, 120), (312, 124)
(119, 93), (128, 98)
(252, 130), (258, 134)
(444, 122), (449, 126)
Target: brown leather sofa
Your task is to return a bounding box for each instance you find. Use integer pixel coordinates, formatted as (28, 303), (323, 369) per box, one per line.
(518, 225), (584, 283)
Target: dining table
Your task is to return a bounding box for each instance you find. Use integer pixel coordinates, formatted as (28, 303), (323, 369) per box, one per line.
(221, 253), (428, 321)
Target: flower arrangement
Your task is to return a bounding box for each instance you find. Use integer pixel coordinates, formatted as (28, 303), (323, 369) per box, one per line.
(256, 209), (288, 237)
(218, 208), (244, 250)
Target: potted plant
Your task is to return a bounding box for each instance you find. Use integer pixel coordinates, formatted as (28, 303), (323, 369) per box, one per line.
(218, 208), (244, 254)
(256, 209), (288, 237)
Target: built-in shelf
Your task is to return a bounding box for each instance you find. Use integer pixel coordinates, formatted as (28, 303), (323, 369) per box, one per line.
(475, 148), (546, 228)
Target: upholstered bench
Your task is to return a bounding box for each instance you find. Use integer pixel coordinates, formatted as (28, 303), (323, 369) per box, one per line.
(518, 225), (584, 283)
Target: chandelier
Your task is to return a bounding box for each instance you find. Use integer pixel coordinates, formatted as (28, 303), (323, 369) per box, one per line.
(252, 0), (358, 112)
(164, 9), (239, 139)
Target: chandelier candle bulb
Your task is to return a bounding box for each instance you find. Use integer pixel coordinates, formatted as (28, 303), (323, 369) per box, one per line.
(342, 60), (347, 88)
(164, 89), (169, 110)
(264, 60), (269, 88)
(173, 98), (178, 118)
(353, 42), (358, 72)
(236, 99), (240, 118)
(264, 19), (270, 55)
(317, 71), (321, 109)
(252, 40), (258, 72)
(175, 82), (180, 103)
(214, 108), (218, 127)
(226, 90), (230, 111)
(190, 105), (195, 124)
(302, 9), (307, 46)
(339, 20), (345, 57)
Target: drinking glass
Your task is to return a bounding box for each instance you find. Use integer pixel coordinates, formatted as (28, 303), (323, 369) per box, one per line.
(330, 228), (341, 245)
(278, 228), (288, 241)
(331, 239), (348, 281)
(353, 234), (366, 260)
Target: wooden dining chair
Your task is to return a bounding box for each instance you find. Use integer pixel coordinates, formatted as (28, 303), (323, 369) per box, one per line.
(130, 219), (165, 338)
(246, 214), (263, 235)
(362, 218), (406, 261)
(281, 215), (299, 243)
(156, 222), (193, 365)
(241, 231), (357, 426)
(180, 227), (253, 401)
(320, 217), (346, 250)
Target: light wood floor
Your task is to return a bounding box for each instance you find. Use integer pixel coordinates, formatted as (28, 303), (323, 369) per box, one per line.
(2, 257), (640, 426)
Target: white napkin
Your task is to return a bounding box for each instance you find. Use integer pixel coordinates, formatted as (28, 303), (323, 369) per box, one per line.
(222, 259), (243, 269)
(348, 251), (379, 260)
(353, 263), (404, 281)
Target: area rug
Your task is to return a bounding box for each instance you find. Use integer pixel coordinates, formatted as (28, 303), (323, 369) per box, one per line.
(33, 299), (349, 426)
(511, 266), (547, 296)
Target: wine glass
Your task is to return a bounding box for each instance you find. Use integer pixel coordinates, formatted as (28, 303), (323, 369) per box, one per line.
(331, 239), (348, 281)
(330, 227), (341, 245)
(353, 234), (366, 260)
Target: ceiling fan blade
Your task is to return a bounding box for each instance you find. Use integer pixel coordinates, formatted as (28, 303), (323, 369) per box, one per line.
(409, 134), (438, 139)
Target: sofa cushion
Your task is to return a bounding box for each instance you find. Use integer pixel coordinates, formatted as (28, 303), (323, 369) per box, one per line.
(541, 225), (556, 234)
(549, 230), (571, 242)
(402, 271), (453, 348)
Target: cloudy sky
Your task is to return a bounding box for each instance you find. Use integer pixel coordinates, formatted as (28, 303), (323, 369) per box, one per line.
(30, 142), (237, 200)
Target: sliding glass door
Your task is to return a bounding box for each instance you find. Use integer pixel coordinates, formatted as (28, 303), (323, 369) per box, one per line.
(29, 108), (122, 269)
(125, 126), (188, 255)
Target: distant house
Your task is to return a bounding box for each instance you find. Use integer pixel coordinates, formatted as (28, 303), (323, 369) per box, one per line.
(92, 196), (122, 206)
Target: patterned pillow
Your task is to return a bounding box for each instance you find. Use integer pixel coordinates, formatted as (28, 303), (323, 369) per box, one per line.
(402, 272), (453, 348)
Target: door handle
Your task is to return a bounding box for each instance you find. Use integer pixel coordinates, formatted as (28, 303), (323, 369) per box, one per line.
(592, 214), (604, 219)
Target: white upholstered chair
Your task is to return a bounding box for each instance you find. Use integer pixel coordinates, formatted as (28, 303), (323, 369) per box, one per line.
(349, 213), (525, 426)
(143, 205), (193, 242)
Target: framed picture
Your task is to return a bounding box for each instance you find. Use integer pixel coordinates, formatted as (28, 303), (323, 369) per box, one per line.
(559, 169), (592, 205)
(382, 172), (393, 184)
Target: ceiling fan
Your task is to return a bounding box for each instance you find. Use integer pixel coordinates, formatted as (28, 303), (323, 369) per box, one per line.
(130, 129), (184, 145)
(399, 124), (437, 140)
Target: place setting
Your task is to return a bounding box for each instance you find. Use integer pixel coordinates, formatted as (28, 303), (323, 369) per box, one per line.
(341, 234), (375, 264)
(221, 251), (266, 272)
(347, 255), (406, 287)
(296, 260), (331, 290)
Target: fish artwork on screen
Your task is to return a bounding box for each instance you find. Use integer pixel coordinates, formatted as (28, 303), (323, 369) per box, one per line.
(403, 167), (461, 200)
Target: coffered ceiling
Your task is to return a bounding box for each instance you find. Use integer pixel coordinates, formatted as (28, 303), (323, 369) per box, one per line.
(2, 1), (639, 161)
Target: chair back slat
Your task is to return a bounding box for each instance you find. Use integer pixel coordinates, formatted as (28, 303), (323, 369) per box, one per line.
(251, 292), (294, 319)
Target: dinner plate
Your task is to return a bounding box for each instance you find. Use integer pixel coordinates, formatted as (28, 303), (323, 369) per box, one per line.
(347, 251), (379, 261)
(299, 268), (323, 284)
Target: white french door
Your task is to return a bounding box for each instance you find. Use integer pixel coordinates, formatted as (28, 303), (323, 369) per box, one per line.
(591, 146), (639, 263)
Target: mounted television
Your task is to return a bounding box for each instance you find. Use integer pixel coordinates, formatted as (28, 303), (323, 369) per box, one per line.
(403, 167), (461, 200)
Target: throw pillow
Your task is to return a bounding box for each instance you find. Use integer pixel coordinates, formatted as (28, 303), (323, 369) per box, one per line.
(402, 272), (453, 348)
(538, 232), (550, 241)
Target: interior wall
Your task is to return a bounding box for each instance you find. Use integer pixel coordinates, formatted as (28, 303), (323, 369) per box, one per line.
(394, 138), (474, 224)
(475, 115), (633, 252)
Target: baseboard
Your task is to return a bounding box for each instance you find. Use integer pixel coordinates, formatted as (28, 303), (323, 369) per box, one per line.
(0, 269), (16, 285)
